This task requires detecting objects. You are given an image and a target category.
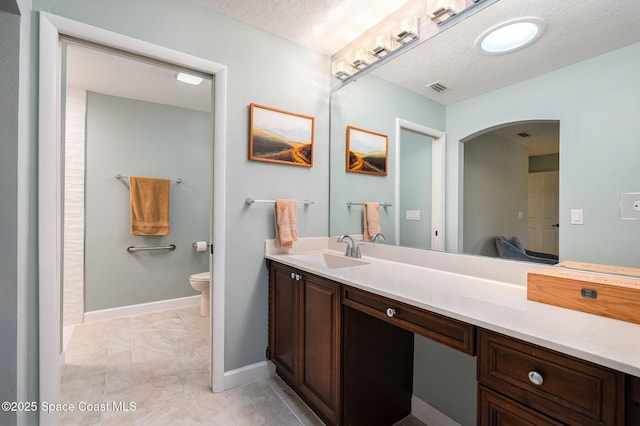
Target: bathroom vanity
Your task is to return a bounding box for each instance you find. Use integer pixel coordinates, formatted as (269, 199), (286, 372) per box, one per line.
(265, 238), (640, 425)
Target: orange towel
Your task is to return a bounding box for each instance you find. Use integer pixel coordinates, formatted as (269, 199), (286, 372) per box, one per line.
(129, 176), (170, 236)
(363, 202), (381, 241)
(274, 199), (298, 248)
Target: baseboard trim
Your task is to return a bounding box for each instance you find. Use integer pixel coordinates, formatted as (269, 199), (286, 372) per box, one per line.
(411, 395), (461, 426)
(84, 295), (200, 323)
(224, 361), (275, 390)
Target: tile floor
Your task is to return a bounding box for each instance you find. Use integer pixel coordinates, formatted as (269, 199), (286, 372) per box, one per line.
(60, 306), (425, 425)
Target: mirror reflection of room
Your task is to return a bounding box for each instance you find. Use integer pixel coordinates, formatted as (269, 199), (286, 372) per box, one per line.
(329, 1), (640, 269)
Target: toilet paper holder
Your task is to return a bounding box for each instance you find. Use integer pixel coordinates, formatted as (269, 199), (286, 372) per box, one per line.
(192, 241), (213, 252)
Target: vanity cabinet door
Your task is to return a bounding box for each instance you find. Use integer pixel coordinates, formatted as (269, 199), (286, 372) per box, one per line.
(267, 261), (341, 425)
(299, 273), (341, 425)
(267, 261), (299, 386)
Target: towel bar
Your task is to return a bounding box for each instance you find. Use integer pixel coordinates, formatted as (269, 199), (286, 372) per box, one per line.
(347, 201), (392, 208)
(245, 197), (314, 206)
(127, 244), (176, 253)
(116, 174), (182, 184)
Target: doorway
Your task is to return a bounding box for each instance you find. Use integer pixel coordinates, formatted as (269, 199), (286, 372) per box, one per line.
(462, 120), (559, 258)
(62, 39), (212, 346)
(39, 13), (227, 425)
(395, 119), (445, 251)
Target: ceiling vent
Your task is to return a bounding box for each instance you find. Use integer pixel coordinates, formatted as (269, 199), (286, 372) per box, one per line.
(426, 81), (448, 93)
(517, 131), (532, 138)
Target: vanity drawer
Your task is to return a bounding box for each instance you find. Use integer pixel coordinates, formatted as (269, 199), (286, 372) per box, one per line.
(478, 329), (625, 425)
(478, 385), (563, 425)
(342, 286), (475, 355)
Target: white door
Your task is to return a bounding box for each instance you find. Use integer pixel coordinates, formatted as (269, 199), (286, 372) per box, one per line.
(527, 171), (559, 255)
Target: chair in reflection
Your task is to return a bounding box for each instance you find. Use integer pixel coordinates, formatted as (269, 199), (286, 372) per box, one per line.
(495, 236), (558, 265)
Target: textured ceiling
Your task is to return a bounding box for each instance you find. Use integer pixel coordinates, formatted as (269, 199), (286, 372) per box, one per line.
(371, 0), (640, 105)
(187, 0), (410, 56)
(66, 0), (640, 133)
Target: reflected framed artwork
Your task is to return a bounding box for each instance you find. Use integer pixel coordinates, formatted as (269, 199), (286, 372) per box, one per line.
(249, 103), (314, 167)
(346, 126), (388, 176)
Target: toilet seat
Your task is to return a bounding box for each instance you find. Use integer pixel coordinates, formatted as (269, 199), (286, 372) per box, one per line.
(190, 272), (210, 282)
(189, 272), (210, 317)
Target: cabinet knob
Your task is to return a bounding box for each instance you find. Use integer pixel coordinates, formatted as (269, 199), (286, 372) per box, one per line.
(386, 308), (396, 318)
(528, 370), (544, 386)
(291, 272), (295, 279)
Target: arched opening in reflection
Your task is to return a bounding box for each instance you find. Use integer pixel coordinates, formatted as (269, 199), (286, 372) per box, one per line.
(461, 120), (559, 262)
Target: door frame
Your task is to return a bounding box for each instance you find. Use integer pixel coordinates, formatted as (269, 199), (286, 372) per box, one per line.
(38, 12), (227, 425)
(395, 119), (445, 251)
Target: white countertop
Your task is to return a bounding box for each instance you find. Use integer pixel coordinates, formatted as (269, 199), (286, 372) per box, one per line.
(265, 237), (640, 377)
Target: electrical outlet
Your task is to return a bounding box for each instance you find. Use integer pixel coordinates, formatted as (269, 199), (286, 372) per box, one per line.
(620, 192), (640, 220)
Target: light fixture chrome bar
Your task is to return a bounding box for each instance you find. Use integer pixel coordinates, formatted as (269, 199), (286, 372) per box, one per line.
(430, 7), (457, 25)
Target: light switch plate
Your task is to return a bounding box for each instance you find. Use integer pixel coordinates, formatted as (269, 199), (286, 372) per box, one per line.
(405, 210), (420, 221)
(571, 209), (583, 225)
(620, 192), (640, 220)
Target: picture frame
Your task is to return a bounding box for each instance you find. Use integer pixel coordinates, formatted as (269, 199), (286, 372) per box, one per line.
(249, 103), (314, 167)
(346, 126), (388, 176)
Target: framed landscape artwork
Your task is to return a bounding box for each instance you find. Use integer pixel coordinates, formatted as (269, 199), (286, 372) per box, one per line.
(346, 126), (388, 176)
(249, 103), (314, 167)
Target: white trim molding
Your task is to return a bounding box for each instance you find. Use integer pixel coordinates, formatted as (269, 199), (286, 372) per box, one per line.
(83, 295), (200, 323)
(224, 361), (275, 390)
(411, 395), (461, 426)
(38, 13), (227, 425)
(395, 119), (446, 251)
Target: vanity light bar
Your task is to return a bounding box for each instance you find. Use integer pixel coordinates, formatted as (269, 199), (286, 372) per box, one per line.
(331, 16), (420, 82)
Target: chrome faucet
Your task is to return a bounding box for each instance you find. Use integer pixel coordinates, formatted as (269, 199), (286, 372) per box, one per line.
(337, 235), (361, 258)
(371, 233), (385, 244)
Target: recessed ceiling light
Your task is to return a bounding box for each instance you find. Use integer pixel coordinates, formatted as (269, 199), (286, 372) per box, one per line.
(175, 72), (203, 85)
(476, 18), (545, 54)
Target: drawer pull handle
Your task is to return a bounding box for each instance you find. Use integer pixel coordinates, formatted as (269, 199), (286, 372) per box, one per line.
(528, 370), (544, 386)
(386, 308), (396, 318)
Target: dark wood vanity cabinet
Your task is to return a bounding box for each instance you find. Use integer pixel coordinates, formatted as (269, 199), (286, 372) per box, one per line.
(268, 260), (416, 426)
(267, 260), (341, 425)
(267, 259), (637, 426)
(478, 329), (626, 426)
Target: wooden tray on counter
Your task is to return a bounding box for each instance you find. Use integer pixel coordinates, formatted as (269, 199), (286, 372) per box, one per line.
(527, 266), (640, 324)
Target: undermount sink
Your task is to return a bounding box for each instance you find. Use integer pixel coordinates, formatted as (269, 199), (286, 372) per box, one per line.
(289, 252), (369, 269)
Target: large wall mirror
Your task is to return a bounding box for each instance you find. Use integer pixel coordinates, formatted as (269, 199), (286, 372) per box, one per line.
(329, 0), (640, 269)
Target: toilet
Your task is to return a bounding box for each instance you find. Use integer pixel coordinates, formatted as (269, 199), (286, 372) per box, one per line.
(189, 272), (210, 317)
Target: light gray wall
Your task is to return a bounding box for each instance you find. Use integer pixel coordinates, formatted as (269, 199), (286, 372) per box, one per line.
(463, 133), (528, 256)
(399, 129), (432, 249)
(330, 75), (445, 241)
(32, 0), (330, 371)
(413, 336), (477, 426)
(84, 92), (210, 311)
(0, 9), (19, 425)
(447, 41), (640, 268)
(529, 152), (559, 173)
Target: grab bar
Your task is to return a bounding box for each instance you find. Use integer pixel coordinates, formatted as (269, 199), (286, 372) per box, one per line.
(127, 244), (176, 253)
